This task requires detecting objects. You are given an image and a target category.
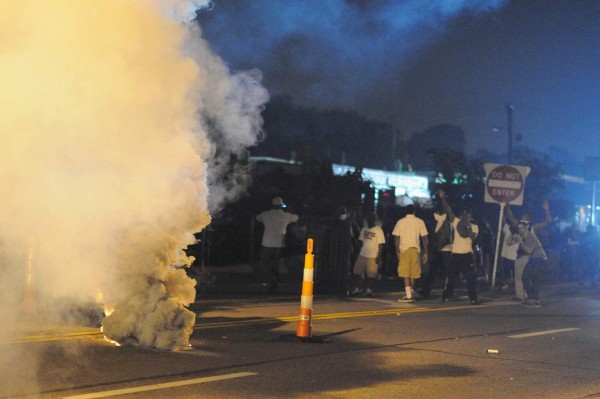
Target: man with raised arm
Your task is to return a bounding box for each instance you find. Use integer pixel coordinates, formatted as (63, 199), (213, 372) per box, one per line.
(505, 200), (550, 301)
(438, 189), (480, 305)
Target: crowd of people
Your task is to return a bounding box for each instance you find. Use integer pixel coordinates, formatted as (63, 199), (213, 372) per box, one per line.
(254, 194), (600, 304)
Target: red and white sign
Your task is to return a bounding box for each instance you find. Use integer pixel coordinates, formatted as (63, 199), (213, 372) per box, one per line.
(484, 163), (530, 205)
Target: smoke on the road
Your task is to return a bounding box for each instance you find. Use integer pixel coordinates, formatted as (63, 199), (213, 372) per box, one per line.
(0, 0), (267, 394)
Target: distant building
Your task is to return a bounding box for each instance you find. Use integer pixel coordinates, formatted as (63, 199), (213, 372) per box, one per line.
(249, 156), (433, 207)
(250, 156), (304, 176)
(331, 164), (431, 206)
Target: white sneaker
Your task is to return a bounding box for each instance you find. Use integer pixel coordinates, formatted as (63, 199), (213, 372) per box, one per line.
(350, 287), (362, 295)
(397, 296), (415, 303)
(365, 288), (374, 297)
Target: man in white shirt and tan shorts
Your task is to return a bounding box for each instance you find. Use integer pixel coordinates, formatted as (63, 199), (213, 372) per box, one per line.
(392, 204), (429, 303)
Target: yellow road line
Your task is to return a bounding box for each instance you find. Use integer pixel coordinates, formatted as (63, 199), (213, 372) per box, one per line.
(4, 302), (504, 344)
(194, 302), (504, 328)
(3, 330), (105, 344)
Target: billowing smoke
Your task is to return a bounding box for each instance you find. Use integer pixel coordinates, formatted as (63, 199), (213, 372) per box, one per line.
(0, 0), (267, 359)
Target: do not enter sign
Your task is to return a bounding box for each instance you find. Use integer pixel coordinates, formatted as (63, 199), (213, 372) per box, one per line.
(487, 165), (523, 202)
(484, 163), (530, 205)
(484, 163), (531, 289)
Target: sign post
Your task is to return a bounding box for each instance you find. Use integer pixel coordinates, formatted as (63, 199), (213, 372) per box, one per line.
(484, 163), (530, 287)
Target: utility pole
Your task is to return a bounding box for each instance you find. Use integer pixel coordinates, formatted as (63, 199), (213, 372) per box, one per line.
(506, 103), (514, 164)
(592, 181), (597, 226)
(391, 127), (397, 170)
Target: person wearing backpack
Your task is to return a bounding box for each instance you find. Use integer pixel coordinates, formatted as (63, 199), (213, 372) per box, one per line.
(432, 206), (454, 300)
(439, 189), (480, 305)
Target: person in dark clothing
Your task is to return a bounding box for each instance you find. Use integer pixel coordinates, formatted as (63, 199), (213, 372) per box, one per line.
(477, 219), (495, 282)
(321, 206), (356, 295)
(420, 206), (453, 299)
(580, 224), (600, 286)
(561, 223), (581, 282)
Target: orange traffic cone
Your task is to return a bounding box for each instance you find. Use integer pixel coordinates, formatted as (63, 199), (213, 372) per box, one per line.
(21, 246), (36, 313)
(296, 239), (314, 338)
(294, 239), (323, 343)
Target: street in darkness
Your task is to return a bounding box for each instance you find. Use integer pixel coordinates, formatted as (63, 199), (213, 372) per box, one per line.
(4, 283), (600, 399)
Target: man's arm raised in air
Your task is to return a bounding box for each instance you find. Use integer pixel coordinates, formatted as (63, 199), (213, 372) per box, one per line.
(532, 200), (551, 232)
(438, 189), (456, 222)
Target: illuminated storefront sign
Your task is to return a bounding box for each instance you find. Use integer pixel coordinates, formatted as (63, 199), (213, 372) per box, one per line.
(332, 164), (430, 199)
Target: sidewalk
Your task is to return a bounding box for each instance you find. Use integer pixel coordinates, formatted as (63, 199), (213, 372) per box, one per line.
(194, 256), (571, 302)
(195, 255), (305, 298)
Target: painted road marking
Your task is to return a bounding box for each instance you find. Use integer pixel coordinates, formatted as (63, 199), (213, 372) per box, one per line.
(177, 349), (222, 357)
(192, 301), (516, 328)
(62, 371), (257, 399)
(1, 329), (105, 344)
(508, 328), (580, 338)
(2, 301), (516, 344)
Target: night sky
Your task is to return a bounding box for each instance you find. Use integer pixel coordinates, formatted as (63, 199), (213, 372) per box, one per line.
(196, 0), (600, 169)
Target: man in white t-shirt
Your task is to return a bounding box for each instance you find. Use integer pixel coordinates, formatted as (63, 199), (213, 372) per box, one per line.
(439, 189), (480, 305)
(256, 196), (299, 293)
(392, 204), (428, 303)
(350, 213), (386, 296)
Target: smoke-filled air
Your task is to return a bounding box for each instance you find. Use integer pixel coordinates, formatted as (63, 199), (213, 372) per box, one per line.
(0, 0), (268, 357)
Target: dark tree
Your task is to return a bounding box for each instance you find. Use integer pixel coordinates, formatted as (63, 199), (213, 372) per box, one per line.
(513, 148), (564, 203)
(406, 124), (466, 170)
(513, 148), (567, 222)
(257, 95), (396, 169)
(427, 148), (485, 208)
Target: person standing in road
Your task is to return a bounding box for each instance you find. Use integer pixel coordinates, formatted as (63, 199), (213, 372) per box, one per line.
(499, 217), (519, 292)
(429, 206), (454, 299)
(580, 224), (600, 286)
(256, 196), (299, 294)
(506, 200), (550, 301)
(392, 204), (428, 303)
(350, 212), (386, 297)
(561, 222), (582, 282)
(438, 189), (480, 305)
(508, 220), (548, 307)
(324, 206), (357, 296)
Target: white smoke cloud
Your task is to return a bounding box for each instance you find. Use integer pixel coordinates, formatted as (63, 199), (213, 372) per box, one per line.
(153, 0), (270, 212)
(0, 2), (267, 388)
(150, 0), (213, 22)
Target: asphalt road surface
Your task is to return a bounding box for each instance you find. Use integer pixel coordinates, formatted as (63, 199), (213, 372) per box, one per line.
(3, 283), (600, 399)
